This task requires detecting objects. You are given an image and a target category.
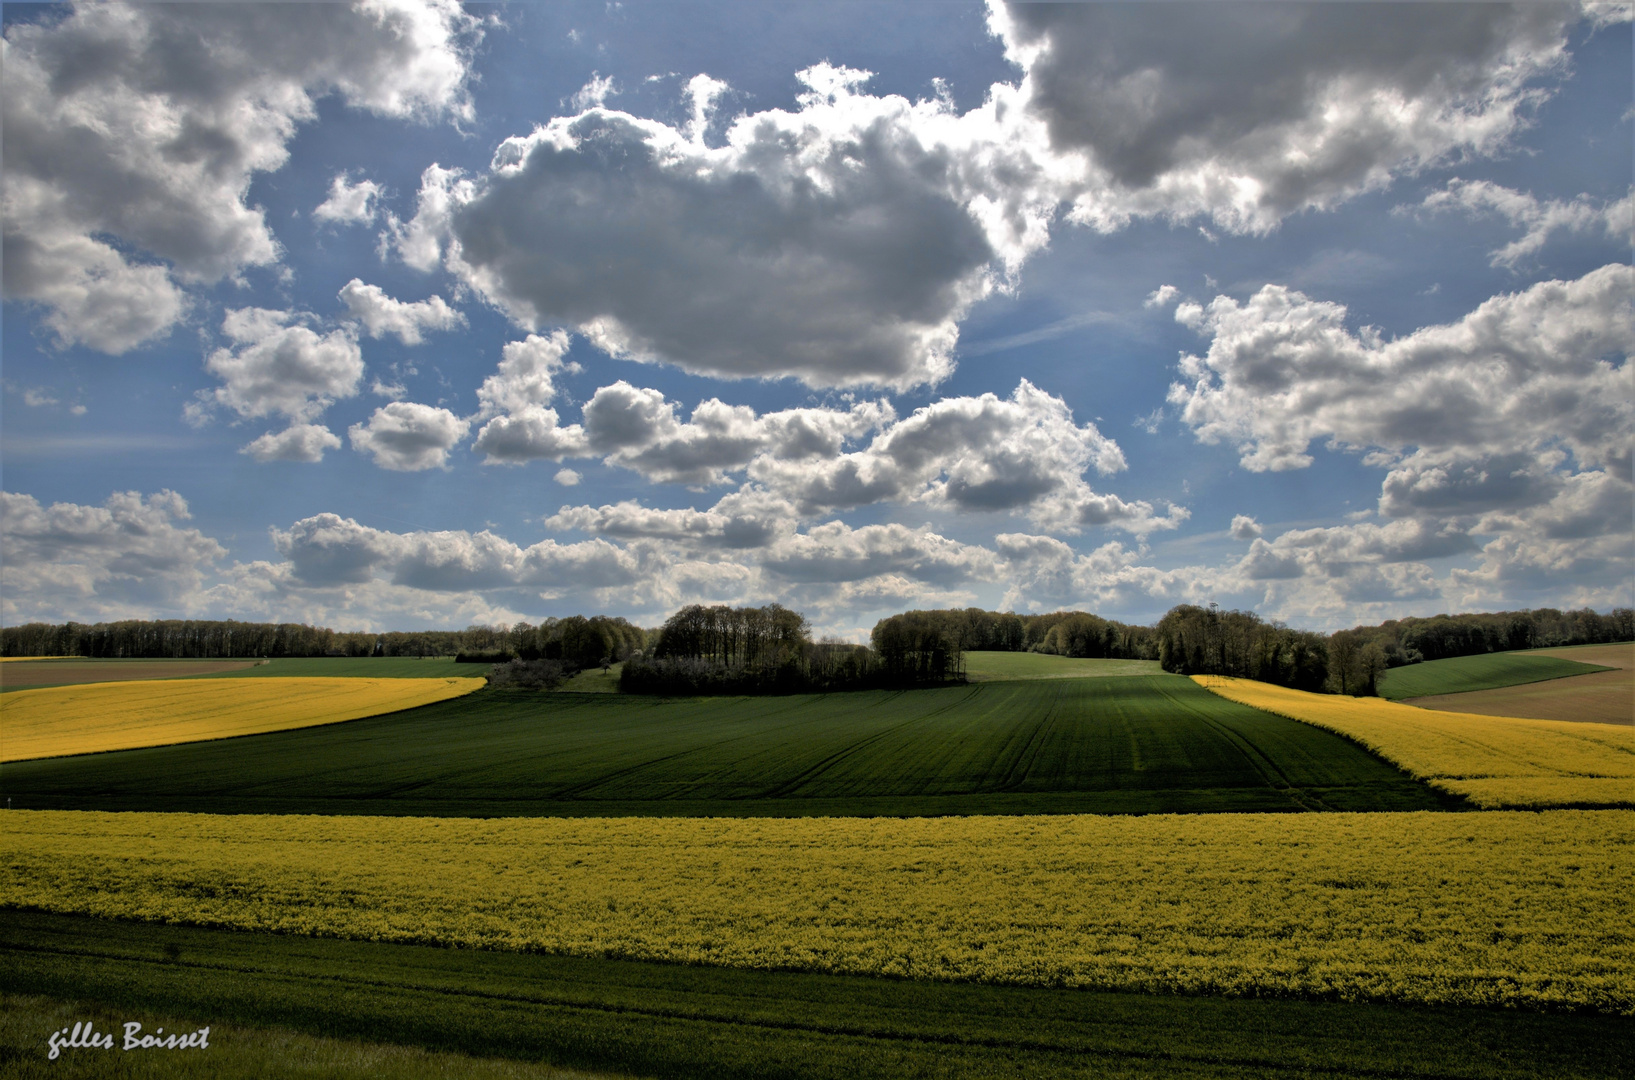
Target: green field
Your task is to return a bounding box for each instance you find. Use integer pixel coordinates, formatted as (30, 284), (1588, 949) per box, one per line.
(1377, 652), (1611, 700)
(196, 656), (477, 679)
(964, 650), (1161, 680)
(3, 911), (1627, 1080)
(1, 675), (1456, 816)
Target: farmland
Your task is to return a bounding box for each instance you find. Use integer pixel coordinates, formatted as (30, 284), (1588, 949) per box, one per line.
(4, 809), (1631, 1013)
(1, 675), (1458, 817)
(963, 650), (1161, 680)
(1377, 651), (1611, 700)
(0, 677), (485, 762)
(1198, 676), (1635, 808)
(5, 913), (1630, 1080)
(0, 658), (261, 691)
(1401, 643), (1633, 725)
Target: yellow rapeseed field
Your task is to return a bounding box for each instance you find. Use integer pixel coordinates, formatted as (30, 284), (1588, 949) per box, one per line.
(1196, 676), (1635, 809)
(3, 809), (1629, 1013)
(0, 677), (484, 761)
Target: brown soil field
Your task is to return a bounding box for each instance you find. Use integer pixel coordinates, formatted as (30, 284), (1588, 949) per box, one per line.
(1523, 643), (1633, 670)
(0, 659), (258, 690)
(1406, 647), (1633, 727)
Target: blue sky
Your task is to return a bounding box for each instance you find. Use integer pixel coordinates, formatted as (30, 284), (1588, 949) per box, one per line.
(3, 1), (1630, 637)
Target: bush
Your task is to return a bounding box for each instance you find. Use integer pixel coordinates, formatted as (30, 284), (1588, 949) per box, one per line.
(486, 658), (570, 690)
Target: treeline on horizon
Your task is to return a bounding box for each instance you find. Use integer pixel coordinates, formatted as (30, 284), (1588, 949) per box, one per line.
(0, 616), (651, 670)
(620, 604), (964, 694)
(3, 603), (1627, 698)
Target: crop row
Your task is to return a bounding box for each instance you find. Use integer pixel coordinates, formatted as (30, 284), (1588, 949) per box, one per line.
(4, 809), (1630, 1013)
(1196, 676), (1635, 808)
(0, 676), (485, 761)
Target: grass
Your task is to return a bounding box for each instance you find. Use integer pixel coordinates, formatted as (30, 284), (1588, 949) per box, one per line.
(0, 992), (628, 1080)
(556, 663), (623, 693)
(3, 911), (1629, 1080)
(0, 675), (1457, 817)
(963, 651), (1161, 681)
(1377, 652), (1611, 700)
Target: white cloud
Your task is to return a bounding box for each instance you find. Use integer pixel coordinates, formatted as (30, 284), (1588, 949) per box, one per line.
(338, 279), (464, 344)
(1168, 265), (1635, 480)
(193, 307), (365, 425)
(270, 512), (644, 593)
(1144, 285), (1179, 309)
(579, 383), (893, 487)
(394, 62), (1062, 389)
(314, 174), (384, 225)
(475, 332), (578, 415)
(761, 520), (997, 587)
(554, 469), (582, 487)
(348, 402), (470, 471)
(547, 487), (799, 550)
(993, 1), (1587, 234)
(2, 1), (481, 353)
(472, 406), (589, 465)
(1419, 179), (1634, 267)
(748, 380), (1176, 534)
(0, 490), (225, 621)
(1229, 515), (1263, 540)
(240, 424), (343, 464)
(570, 72), (618, 110)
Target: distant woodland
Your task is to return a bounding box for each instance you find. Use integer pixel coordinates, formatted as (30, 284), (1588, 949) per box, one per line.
(3, 603), (1627, 698)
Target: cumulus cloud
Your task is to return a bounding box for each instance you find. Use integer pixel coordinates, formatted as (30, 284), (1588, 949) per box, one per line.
(1229, 515), (1263, 540)
(393, 62), (1062, 389)
(1144, 284), (1180, 309)
(192, 307), (365, 425)
(475, 332), (577, 415)
(348, 402), (470, 471)
(1419, 179), (1634, 267)
(240, 424), (343, 464)
(338, 279), (464, 344)
(747, 380), (1181, 534)
(580, 383), (893, 487)
(0, 490), (225, 621)
(570, 72), (617, 110)
(760, 521), (996, 586)
(314, 174), (384, 225)
(1168, 265), (1635, 480)
(554, 469), (582, 486)
(270, 512), (646, 593)
(2, 0), (481, 352)
(992, 1), (1587, 233)
(547, 487), (800, 550)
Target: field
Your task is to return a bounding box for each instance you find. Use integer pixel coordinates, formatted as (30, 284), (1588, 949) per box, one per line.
(1, 676), (1458, 817)
(1197, 676), (1635, 808)
(1403, 643), (1633, 725)
(5, 913), (1630, 1080)
(963, 651), (1162, 680)
(1377, 651), (1610, 700)
(0, 677), (485, 762)
(0, 658), (261, 691)
(5, 809), (1631, 1013)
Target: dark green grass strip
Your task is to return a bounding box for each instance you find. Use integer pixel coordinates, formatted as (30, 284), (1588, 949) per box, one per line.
(2, 911), (1628, 1080)
(1378, 653), (1612, 701)
(1, 677), (1459, 816)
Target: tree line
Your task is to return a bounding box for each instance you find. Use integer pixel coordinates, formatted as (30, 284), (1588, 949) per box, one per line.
(0, 616), (652, 668)
(5, 602), (1626, 699)
(620, 604), (966, 694)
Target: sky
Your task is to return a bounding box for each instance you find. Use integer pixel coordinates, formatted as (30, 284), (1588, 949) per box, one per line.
(2, 0), (1631, 639)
